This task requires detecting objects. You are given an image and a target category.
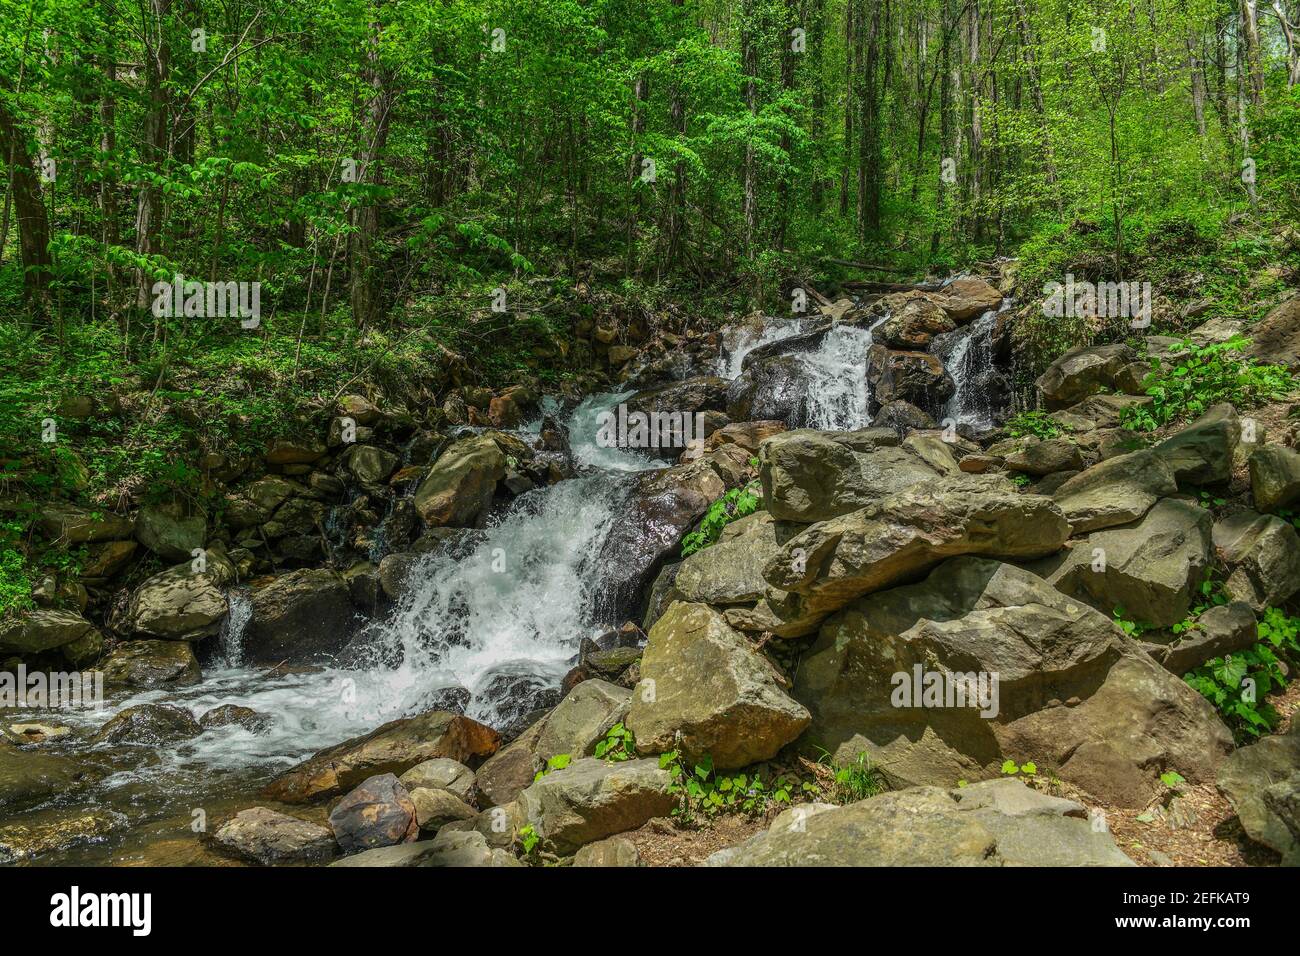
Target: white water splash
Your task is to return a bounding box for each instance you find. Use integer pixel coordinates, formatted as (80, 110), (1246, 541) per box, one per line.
(935, 306), (1002, 430)
(217, 588), (252, 667)
(801, 316), (887, 430)
(716, 319), (808, 380)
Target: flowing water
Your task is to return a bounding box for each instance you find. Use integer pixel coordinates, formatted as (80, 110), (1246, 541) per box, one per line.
(715, 319), (808, 379)
(934, 305), (1003, 431)
(801, 319), (885, 430)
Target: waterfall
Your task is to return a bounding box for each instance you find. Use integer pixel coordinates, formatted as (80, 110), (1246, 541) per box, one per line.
(217, 588), (252, 667)
(716, 319), (808, 380)
(934, 307), (1000, 431)
(800, 318), (884, 430)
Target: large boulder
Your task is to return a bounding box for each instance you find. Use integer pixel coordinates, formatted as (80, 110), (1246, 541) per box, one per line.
(1002, 438), (1084, 477)
(938, 277), (1004, 322)
(328, 773), (419, 853)
(262, 710), (500, 803)
(1050, 449), (1178, 534)
(1248, 444), (1300, 513)
(413, 435), (506, 527)
(91, 703), (202, 745)
(761, 476), (1070, 637)
(866, 345), (954, 412)
(38, 505), (134, 544)
(1212, 511), (1300, 610)
(329, 828), (521, 867)
(243, 569), (354, 663)
(877, 298), (956, 349)
(210, 807), (336, 865)
(794, 557), (1231, 807)
(101, 640), (201, 688)
(627, 602), (810, 768)
(622, 376), (728, 454)
(1217, 722), (1300, 864)
(125, 559), (232, 641)
(1039, 498), (1213, 628)
(1035, 343), (1141, 409)
(649, 511), (788, 617)
(707, 778), (1133, 866)
(345, 445), (400, 485)
(409, 787), (477, 832)
(0, 610), (99, 656)
(758, 428), (934, 523)
(399, 758), (475, 799)
(1247, 292), (1300, 370)
(535, 679), (631, 763)
(1155, 602), (1259, 675)
(474, 719), (545, 808)
(726, 354), (814, 424)
(1153, 404), (1240, 486)
(518, 757), (675, 854)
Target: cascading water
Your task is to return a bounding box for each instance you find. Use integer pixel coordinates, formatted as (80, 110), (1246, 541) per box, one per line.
(934, 305), (1002, 431)
(716, 319), (808, 380)
(217, 588), (252, 667)
(800, 318), (884, 430)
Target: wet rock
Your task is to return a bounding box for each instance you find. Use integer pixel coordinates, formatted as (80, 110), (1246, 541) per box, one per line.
(1050, 449), (1178, 534)
(345, 444), (400, 484)
(1041, 498), (1212, 628)
(519, 757), (675, 854)
(1212, 511), (1300, 610)
(329, 773), (419, 853)
(628, 603), (809, 768)
(727, 354), (815, 424)
(707, 779), (1133, 866)
(199, 704), (273, 734)
(410, 786), (477, 832)
(244, 569), (354, 664)
(866, 345), (954, 412)
(136, 504), (206, 562)
(262, 710), (500, 803)
(1153, 404), (1240, 486)
(329, 828), (521, 867)
(1217, 722), (1300, 863)
(38, 504), (134, 544)
(210, 807), (335, 865)
(413, 435), (506, 527)
(102, 640), (201, 688)
(762, 475), (1070, 637)
(1249, 444), (1300, 513)
(1036, 344), (1141, 409)
(574, 836), (642, 867)
(399, 758), (475, 799)
(126, 556), (234, 641)
(91, 703), (202, 745)
(794, 556), (1230, 806)
(0, 809), (126, 864)
(0, 743), (97, 808)
(0, 609), (99, 656)
(3, 721), (72, 745)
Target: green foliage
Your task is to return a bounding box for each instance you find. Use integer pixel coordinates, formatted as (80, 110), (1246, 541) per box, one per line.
(518, 824), (540, 857)
(1258, 607), (1300, 654)
(1000, 760), (1038, 777)
(1184, 645), (1287, 742)
(658, 750), (797, 823)
(1170, 570), (1230, 635)
(1112, 606), (1150, 638)
(1005, 411), (1065, 441)
(533, 753), (572, 782)
(680, 481), (762, 558)
(593, 722), (635, 762)
(826, 751), (885, 804)
(1121, 337), (1297, 432)
(1159, 770), (1186, 791)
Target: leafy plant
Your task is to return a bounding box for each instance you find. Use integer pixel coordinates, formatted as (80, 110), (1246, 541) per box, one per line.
(1159, 770), (1186, 791)
(658, 750), (795, 822)
(826, 751), (885, 804)
(1184, 646), (1286, 741)
(1001, 759), (1038, 776)
(1121, 337), (1297, 431)
(518, 824), (540, 857)
(1005, 411), (1065, 440)
(680, 481), (762, 557)
(593, 722), (635, 762)
(533, 753), (572, 782)
(1112, 606), (1150, 637)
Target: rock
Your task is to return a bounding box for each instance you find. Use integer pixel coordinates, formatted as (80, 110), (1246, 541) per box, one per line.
(627, 603), (809, 768)
(1035, 344), (1140, 409)
(703, 420), (788, 455)
(758, 428), (939, 522)
(210, 808), (335, 865)
(1050, 394), (1153, 432)
(328, 773), (419, 853)
(101, 640), (201, 688)
(1247, 292), (1300, 370)
(79, 540), (138, 580)
(199, 704), (273, 734)
(1249, 444), (1300, 513)
(244, 569), (354, 663)
(536, 680), (631, 763)
(265, 438), (326, 465)
(377, 552), (419, 601)
(263, 710), (500, 803)
(0, 744), (97, 809)
(1212, 511), (1300, 610)
(0, 809), (125, 865)
(727, 354), (817, 424)
(1217, 722), (1300, 862)
(1041, 498), (1212, 628)
(873, 400), (935, 433)
(1157, 603), (1259, 675)
(126, 559), (232, 640)
(339, 393), (384, 426)
(475, 719), (545, 808)
(794, 556), (1230, 805)
(586, 647), (642, 683)
(328, 828), (522, 867)
(1051, 449), (1178, 534)
(1003, 438), (1084, 477)
(399, 758), (475, 799)
(573, 836), (642, 867)
(867, 345), (954, 412)
(708, 779), (1131, 866)
(346, 444), (400, 484)
(620, 376), (729, 453)
(413, 435), (506, 527)
(877, 298), (955, 349)
(91, 703), (201, 745)
(38, 504), (134, 544)
(3, 722), (71, 745)
(902, 434), (963, 475)
(1153, 404), (1240, 486)
(518, 757), (676, 854)
(938, 277), (1004, 322)
(654, 511), (787, 615)
(410, 786), (477, 832)
(762, 475), (1070, 637)
(0, 609), (99, 656)
(135, 504), (206, 562)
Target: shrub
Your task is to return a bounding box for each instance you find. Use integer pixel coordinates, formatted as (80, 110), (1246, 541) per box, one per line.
(680, 480), (762, 557)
